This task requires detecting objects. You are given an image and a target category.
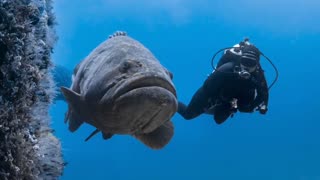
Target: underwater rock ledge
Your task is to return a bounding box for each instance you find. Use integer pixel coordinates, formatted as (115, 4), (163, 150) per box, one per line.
(0, 0), (64, 179)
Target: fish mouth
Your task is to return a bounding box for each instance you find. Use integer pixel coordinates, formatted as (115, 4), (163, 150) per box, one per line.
(97, 73), (177, 134)
(112, 74), (176, 100)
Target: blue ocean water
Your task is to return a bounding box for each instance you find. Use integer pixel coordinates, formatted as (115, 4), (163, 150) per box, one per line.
(50, 0), (320, 179)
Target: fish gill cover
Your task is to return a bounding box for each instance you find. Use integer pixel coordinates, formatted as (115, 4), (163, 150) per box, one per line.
(0, 0), (64, 179)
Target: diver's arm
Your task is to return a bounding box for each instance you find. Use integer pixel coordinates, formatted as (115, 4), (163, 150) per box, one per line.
(204, 62), (235, 92)
(252, 66), (269, 114)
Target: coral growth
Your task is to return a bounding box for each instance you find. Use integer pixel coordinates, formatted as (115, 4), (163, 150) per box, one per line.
(52, 65), (72, 101)
(0, 0), (64, 179)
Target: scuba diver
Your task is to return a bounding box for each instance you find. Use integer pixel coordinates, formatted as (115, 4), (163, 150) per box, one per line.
(177, 38), (278, 124)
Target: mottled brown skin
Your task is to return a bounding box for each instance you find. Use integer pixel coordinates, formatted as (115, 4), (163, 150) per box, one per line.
(61, 32), (177, 149)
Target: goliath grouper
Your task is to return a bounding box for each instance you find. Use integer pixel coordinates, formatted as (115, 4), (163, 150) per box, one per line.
(61, 31), (177, 149)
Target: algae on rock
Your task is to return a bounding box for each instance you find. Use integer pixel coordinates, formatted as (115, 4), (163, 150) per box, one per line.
(0, 0), (64, 179)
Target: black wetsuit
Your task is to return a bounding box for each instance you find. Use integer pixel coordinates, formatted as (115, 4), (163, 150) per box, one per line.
(178, 46), (269, 124)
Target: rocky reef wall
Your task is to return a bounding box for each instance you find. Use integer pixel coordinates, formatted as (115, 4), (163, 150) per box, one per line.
(0, 0), (64, 179)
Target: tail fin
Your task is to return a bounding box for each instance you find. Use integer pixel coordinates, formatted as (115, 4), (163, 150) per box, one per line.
(134, 121), (174, 149)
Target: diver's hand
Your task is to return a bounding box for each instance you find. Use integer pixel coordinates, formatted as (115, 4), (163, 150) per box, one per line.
(259, 104), (268, 114)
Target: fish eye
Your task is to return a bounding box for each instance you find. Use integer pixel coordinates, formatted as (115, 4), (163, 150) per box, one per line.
(166, 70), (173, 79)
(169, 72), (173, 79)
(120, 61), (131, 72)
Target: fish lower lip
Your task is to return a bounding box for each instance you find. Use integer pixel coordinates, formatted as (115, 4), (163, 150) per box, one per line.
(113, 86), (177, 134)
(129, 108), (162, 133)
(140, 108), (162, 133)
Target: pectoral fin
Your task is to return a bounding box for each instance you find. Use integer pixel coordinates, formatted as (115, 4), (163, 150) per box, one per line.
(85, 129), (100, 142)
(85, 129), (113, 142)
(102, 132), (113, 140)
(60, 87), (84, 113)
(134, 121), (174, 149)
(61, 87), (89, 131)
(65, 108), (84, 132)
